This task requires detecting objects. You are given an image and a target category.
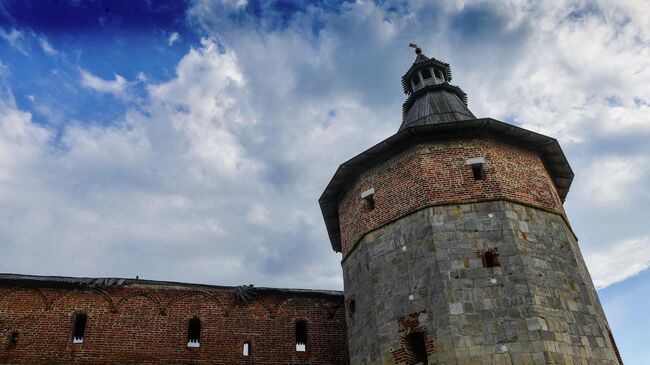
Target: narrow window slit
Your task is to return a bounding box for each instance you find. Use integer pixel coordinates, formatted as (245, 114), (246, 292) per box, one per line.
(347, 298), (356, 317)
(73, 313), (87, 344)
(295, 320), (307, 352)
(435, 69), (444, 81)
(187, 317), (201, 347)
(9, 332), (19, 348)
(243, 341), (251, 356)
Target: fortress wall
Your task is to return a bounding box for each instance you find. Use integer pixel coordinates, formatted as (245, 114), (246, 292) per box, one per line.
(0, 281), (349, 364)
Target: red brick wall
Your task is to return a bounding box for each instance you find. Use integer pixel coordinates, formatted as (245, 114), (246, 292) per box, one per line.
(339, 138), (564, 255)
(0, 282), (349, 364)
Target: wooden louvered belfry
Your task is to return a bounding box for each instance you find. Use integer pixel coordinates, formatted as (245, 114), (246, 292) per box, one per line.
(400, 45), (475, 130)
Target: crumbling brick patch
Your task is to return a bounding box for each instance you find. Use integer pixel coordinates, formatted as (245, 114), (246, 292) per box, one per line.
(477, 247), (500, 268)
(391, 311), (435, 365)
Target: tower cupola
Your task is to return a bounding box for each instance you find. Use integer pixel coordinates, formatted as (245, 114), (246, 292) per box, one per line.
(402, 45), (451, 93)
(400, 44), (475, 130)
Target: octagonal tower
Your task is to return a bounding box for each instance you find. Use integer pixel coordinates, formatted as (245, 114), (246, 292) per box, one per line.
(320, 47), (623, 365)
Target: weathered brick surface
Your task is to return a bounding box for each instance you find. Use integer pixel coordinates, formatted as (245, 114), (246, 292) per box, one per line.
(0, 283), (349, 364)
(339, 138), (565, 256)
(342, 201), (619, 365)
(390, 311), (435, 364)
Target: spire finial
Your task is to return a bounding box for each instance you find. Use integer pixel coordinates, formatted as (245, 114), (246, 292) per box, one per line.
(409, 43), (422, 55)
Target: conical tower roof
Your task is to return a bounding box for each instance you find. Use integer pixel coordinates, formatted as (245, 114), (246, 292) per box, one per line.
(399, 47), (475, 131)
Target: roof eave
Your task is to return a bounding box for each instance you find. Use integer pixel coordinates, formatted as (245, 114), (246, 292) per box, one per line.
(0, 273), (344, 296)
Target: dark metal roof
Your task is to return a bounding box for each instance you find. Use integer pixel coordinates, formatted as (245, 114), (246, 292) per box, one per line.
(235, 284), (258, 303)
(400, 85), (475, 131)
(0, 273), (343, 297)
(414, 53), (429, 63)
(401, 52), (453, 94)
(319, 118), (574, 252)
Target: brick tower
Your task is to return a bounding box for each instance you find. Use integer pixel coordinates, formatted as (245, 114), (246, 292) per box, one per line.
(319, 46), (623, 365)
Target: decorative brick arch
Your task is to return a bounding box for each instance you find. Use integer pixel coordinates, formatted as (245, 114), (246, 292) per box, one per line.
(116, 292), (164, 315)
(259, 296), (286, 319)
(391, 311), (435, 364)
(165, 291), (227, 316)
(268, 297), (297, 319)
(0, 287), (50, 312)
(49, 288), (116, 313)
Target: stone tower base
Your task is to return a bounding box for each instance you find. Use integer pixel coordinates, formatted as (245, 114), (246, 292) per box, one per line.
(342, 201), (619, 365)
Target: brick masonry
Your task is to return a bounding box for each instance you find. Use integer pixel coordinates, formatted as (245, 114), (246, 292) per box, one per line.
(338, 138), (566, 256)
(0, 282), (349, 364)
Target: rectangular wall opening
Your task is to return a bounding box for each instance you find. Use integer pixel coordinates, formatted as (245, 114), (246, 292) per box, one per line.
(295, 320), (307, 352)
(404, 332), (428, 365)
(361, 188), (375, 210)
(347, 298), (356, 317)
(9, 332), (18, 348)
(72, 313), (87, 343)
(187, 317), (201, 347)
(471, 163), (485, 180)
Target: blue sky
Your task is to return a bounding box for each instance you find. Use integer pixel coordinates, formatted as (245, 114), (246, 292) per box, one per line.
(0, 0), (648, 362)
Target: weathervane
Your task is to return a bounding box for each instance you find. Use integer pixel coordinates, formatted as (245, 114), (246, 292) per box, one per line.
(409, 43), (422, 55)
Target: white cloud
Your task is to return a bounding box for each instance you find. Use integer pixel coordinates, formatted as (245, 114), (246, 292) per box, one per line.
(231, 0), (248, 8)
(0, 28), (29, 55)
(1, 28), (62, 57)
(246, 203), (271, 227)
(0, 62), (9, 77)
(579, 156), (649, 206)
(0, 89), (51, 179)
(79, 69), (128, 97)
(586, 236), (650, 289)
(168, 31), (180, 46)
(457, 2), (650, 144)
(0, 38), (344, 288)
(38, 37), (58, 56)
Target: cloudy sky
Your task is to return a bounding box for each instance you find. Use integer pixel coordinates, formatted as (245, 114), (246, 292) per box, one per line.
(0, 0), (648, 362)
